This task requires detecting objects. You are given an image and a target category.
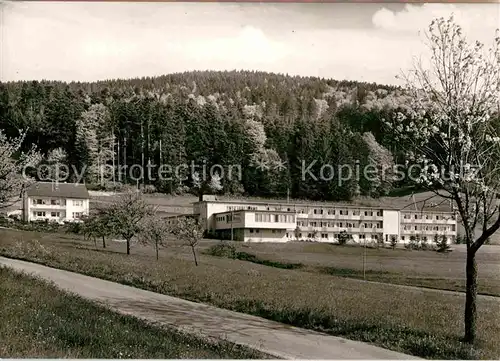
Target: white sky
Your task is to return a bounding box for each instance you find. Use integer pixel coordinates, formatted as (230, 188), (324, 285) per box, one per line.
(1, 1), (499, 85)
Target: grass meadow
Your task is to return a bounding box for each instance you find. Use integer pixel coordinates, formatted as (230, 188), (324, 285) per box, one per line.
(1, 227), (499, 359)
(0, 265), (268, 359)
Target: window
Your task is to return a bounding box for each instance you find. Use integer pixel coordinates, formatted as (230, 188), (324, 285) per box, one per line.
(250, 229), (254, 233)
(414, 225), (418, 230)
(377, 223), (382, 228)
(339, 222), (343, 227)
(436, 215), (440, 220)
(72, 212), (82, 219)
(401, 236), (405, 241)
(35, 211), (46, 217)
(376, 211), (382, 216)
(50, 212), (60, 217)
(274, 215), (279, 222)
(321, 233), (328, 239)
(51, 199), (60, 205)
(339, 210), (343, 215)
(73, 200), (83, 207)
(35, 199), (45, 205)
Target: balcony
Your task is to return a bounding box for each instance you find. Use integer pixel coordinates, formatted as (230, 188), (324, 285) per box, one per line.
(31, 203), (66, 209)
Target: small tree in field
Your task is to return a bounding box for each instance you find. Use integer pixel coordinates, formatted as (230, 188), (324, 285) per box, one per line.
(337, 231), (350, 245)
(174, 217), (204, 266)
(140, 215), (172, 260)
(107, 191), (154, 255)
(84, 209), (115, 249)
(294, 226), (301, 241)
(436, 234), (451, 253)
(390, 235), (398, 250)
(387, 16), (500, 343)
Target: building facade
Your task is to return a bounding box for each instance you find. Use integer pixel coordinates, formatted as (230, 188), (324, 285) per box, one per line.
(22, 182), (90, 223)
(193, 197), (457, 244)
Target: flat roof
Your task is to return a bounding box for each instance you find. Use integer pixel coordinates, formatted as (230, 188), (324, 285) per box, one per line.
(194, 198), (455, 213)
(195, 199), (399, 210)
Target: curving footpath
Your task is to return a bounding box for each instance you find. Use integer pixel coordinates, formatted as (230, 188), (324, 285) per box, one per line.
(0, 256), (420, 360)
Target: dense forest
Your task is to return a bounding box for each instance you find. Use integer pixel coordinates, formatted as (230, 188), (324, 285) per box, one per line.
(0, 70), (419, 201)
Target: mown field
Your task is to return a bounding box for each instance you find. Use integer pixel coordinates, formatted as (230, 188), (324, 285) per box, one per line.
(218, 241), (500, 296)
(0, 266), (267, 359)
(1, 228), (499, 359)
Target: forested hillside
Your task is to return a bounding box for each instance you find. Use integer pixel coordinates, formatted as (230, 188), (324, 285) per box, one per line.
(0, 70), (417, 201)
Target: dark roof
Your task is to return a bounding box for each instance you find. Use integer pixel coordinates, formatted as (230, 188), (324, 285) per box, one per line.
(25, 182), (90, 199)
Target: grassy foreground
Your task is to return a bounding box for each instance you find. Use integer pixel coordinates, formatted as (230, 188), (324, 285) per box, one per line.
(0, 266), (268, 359)
(1, 229), (499, 359)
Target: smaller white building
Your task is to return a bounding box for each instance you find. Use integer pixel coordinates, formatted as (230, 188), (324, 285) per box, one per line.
(22, 182), (90, 223)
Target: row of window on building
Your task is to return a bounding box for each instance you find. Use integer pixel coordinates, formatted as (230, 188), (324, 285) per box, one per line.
(402, 213), (455, 221)
(402, 225), (456, 231)
(33, 211), (82, 218)
(32, 199), (84, 207)
(254, 213), (295, 223)
(216, 214), (243, 223)
(297, 220), (383, 229)
(225, 205), (383, 216)
(294, 232), (380, 240)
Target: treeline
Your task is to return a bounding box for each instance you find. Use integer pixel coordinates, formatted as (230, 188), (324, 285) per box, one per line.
(0, 70), (414, 201)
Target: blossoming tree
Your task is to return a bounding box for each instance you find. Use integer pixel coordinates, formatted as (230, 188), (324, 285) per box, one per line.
(387, 16), (500, 343)
(0, 129), (41, 209)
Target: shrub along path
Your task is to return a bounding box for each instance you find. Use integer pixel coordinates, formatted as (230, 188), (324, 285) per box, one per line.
(0, 256), (419, 360)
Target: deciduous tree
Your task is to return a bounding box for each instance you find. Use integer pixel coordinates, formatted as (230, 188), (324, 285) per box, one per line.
(388, 16), (500, 343)
(0, 129), (41, 209)
(173, 217), (204, 266)
(107, 191), (154, 255)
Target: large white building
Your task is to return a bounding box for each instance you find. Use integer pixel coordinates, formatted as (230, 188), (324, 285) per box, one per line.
(22, 182), (90, 223)
(193, 196), (457, 244)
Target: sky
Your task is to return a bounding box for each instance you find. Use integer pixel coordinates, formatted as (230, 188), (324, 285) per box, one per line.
(1, 1), (499, 86)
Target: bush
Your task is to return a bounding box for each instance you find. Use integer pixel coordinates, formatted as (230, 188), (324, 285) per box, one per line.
(337, 231), (350, 246)
(206, 242), (237, 258)
(65, 221), (83, 234)
(421, 237), (429, 250)
(455, 234), (465, 244)
(142, 184), (157, 194)
(390, 235), (398, 250)
(408, 236), (419, 250)
(436, 235), (451, 253)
